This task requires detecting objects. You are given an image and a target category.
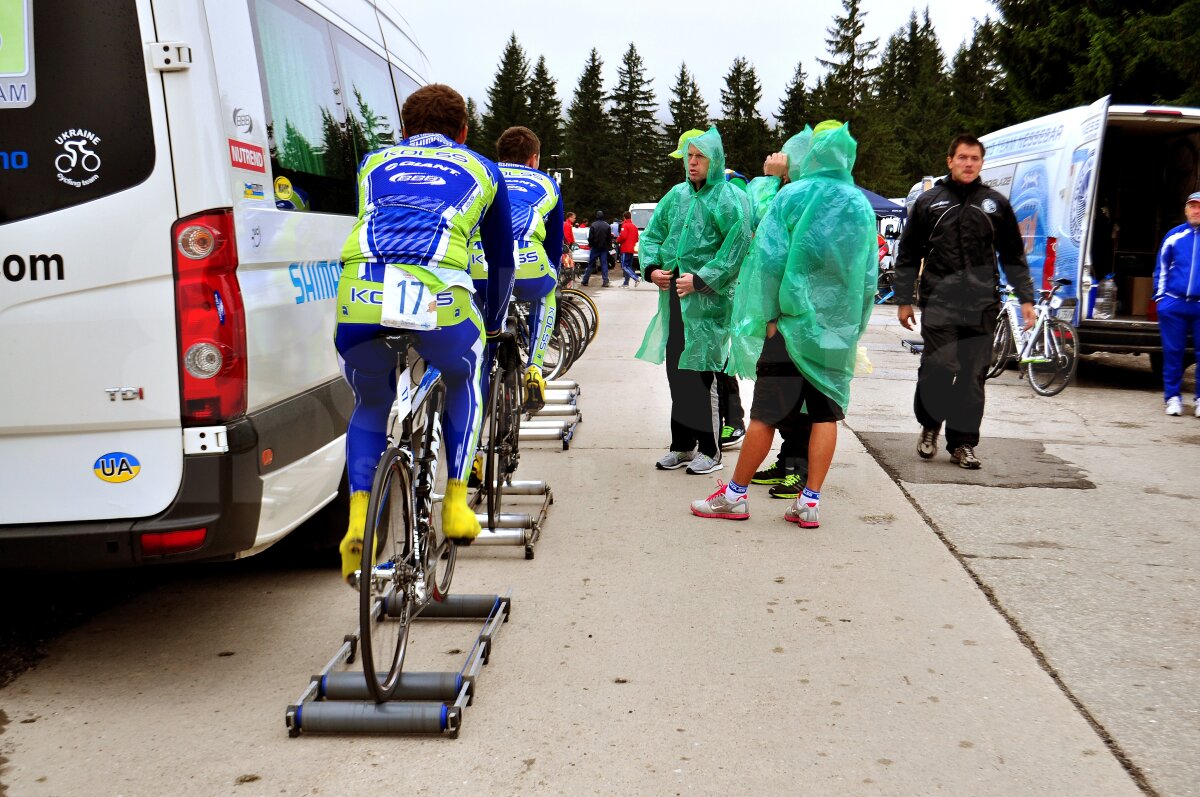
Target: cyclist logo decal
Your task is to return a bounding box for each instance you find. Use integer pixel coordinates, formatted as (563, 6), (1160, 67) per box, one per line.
(981, 198), (998, 214)
(94, 452), (140, 483)
(54, 128), (102, 188)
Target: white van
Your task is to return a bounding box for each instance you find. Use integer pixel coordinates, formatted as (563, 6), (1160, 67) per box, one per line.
(978, 97), (1200, 370)
(0, 0), (428, 568)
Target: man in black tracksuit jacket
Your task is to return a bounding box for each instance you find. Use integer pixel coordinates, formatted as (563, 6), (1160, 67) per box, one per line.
(894, 134), (1035, 469)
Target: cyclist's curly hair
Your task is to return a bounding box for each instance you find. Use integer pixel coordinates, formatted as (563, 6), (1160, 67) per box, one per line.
(401, 84), (468, 138)
(496, 126), (540, 163)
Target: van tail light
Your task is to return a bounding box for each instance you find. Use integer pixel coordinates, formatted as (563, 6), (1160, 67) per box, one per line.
(172, 209), (247, 425)
(141, 528), (208, 556)
(1042, 236), (1057, 292)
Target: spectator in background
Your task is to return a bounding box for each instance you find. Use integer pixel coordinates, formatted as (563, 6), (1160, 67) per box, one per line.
(1154, 191), (1200, 417)
(582, 210), (612, 287)
(563, 211), (576, 269)
(617, 210), (640, 286)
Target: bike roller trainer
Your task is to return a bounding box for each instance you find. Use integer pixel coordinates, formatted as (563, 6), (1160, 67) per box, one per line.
(521, 381), (581, 451)
(285, 591), (511, 737)
(470, 479), (553, 559)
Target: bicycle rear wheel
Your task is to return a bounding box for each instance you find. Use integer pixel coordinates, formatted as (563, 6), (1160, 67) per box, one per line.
(1026, 318), (1078, 397)
(412, 382), (454, 601)
(986, 317), (1013, 379)
(482, 362), (506, 531)
(359, 446), (416, 702)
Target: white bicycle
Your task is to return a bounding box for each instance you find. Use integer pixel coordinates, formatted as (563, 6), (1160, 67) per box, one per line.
(987, 278), (1079, 396)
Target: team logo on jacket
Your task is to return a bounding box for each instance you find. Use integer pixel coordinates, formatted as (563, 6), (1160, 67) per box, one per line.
(981, 198), (998, 214)
(94, 452), (140, 483)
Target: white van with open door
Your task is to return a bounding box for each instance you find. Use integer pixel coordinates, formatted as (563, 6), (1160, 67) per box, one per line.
(0, 0), (428, 568)
(978, 97), (1200, 371)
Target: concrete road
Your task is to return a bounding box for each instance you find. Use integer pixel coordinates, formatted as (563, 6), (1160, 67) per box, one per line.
(0, 287), (1192, 796)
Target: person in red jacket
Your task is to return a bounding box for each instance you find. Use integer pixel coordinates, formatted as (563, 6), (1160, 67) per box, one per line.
(617, 210), (640, 286)
(562, 211), (576, 269)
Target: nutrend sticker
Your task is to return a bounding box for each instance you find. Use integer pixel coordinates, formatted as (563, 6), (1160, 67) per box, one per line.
(228, 139), (266, 173)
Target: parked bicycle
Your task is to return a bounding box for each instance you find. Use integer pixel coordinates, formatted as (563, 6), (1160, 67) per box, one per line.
(987, 278), (1079, 396)
(355, 333), (456, 703)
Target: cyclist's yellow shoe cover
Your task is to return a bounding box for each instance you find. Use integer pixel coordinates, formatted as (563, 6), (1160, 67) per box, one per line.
(339, 490), (371, 584)
(442, 479), (481, 543)
(523, 365), (547, 412)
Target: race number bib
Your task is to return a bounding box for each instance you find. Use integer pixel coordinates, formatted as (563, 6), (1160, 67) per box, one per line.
(381, 265), (438, 330)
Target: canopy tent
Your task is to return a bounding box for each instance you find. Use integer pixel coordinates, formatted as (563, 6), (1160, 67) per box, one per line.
(857, 186), (906, 220)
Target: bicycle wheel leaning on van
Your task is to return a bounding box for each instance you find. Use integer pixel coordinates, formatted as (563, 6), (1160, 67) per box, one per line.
(986, 314), (1013, 379)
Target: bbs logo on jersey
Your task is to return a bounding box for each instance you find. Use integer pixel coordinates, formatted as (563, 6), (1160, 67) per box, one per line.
(94, 452), (141, 483)
(981, 198), (998, 214)
(389, 172), (446, 186)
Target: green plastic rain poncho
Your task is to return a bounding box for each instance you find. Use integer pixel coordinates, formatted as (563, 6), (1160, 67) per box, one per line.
(745, 126), (813, 230)
(727, 122), (878, 411)
(635, 127), (752, 371)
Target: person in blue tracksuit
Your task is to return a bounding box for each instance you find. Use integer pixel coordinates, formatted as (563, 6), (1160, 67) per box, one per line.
(334, 84), (516, 581)
(1154, 191), (1200, 417)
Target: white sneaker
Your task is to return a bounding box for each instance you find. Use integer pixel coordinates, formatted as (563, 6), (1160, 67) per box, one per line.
(1195, 400), (1200, 419)
(656, 450), (695, 470)
(685, 451), (723, 475)
(1166, 396), (1183, 416)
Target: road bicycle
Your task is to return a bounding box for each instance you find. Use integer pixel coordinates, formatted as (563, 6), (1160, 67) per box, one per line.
(356, 333), (456, 703)
(987, 277), (1079, 396)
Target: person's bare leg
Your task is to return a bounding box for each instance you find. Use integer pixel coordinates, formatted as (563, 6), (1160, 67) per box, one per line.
(731, 419), (776, 485)
(804, 421), (838, 492)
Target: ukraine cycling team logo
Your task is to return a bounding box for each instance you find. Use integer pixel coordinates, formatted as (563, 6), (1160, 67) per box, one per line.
(54, 128), (102, 188)
(94, 452), (140, 483)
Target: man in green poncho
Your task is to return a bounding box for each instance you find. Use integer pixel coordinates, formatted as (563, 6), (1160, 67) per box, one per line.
(690, 121), (877, 528)
(638, 127), (752, 475)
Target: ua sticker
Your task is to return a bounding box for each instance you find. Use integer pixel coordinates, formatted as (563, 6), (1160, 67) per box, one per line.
(94, 452), (140, 483)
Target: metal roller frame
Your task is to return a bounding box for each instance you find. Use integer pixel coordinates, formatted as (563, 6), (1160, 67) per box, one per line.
(285, 593), (511, 738)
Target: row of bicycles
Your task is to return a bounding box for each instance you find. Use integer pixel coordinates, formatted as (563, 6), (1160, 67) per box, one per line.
(352, 282), (599, 703)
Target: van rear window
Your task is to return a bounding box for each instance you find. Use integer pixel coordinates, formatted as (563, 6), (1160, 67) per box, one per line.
(0, 0), (155, 225)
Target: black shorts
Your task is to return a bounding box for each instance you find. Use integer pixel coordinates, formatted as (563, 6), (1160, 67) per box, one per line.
(750, 335), (845, 428)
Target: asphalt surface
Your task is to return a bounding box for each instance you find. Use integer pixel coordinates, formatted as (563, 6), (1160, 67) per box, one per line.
(0, 282), (1195, 796)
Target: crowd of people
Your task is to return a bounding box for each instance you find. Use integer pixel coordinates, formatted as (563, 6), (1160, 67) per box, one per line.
(329, 78), (1192, 544)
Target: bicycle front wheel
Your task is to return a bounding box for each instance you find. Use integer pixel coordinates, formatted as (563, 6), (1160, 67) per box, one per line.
(1026, 318), (1079, 397)
(986, 318), (1013, 379)
(359, 446), (416, 702)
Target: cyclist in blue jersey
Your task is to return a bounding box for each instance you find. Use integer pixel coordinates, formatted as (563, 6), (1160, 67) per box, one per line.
(495, 126), (565, 410)
(334, 84), (516, 582)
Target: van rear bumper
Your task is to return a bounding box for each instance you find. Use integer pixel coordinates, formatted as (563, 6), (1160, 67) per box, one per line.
(0, 418), (262, 570)
(1078, 319), (1162, 354)
(0, 379), (353, 570)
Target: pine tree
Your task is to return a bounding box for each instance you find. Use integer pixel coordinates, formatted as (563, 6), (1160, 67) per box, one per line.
(810, 0), (882, 186)
(563, 49), (612, 218)
(527, 56), (564, 165)
(660, 63), (710, 193)
(464, 97), (485, 154)
(815, 0), (878, 121)
(608, 43), (661, 208)
(949, 19), (1013, 138)
(872, 10), (954, 196)
(775, 62), (809, 144)
(717, 57), (772, 177)
(480, 33), (530, 157)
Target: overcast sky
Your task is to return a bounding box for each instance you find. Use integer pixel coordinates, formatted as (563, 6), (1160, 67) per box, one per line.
(396, 0), (998, 127)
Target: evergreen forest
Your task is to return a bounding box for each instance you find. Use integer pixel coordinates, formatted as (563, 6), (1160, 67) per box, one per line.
(470, 0), (1200, 217)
